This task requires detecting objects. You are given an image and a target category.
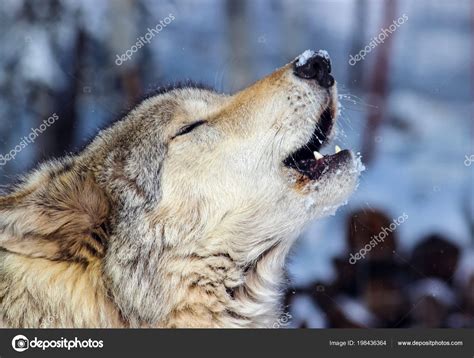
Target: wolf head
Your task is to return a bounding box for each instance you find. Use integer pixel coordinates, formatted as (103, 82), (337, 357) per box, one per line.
(107, 50), (361, 250)
(0, 50), (362, 327)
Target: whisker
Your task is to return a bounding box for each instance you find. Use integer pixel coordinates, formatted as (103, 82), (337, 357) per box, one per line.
(338, 93), (378, 109)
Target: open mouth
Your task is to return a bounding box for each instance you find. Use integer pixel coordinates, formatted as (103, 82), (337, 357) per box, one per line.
(283, 105), (351, 181)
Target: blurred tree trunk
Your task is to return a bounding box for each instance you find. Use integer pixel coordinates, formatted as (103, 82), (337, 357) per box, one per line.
(281, 0), (302, 60)
(21, 1), (82, 161)
(226, 0), (251, 91)
(121, 67), (142, 107)
(348, 0), (367, 90)
(110, 0), (142, 107)
(469, 0), (474, 243)
(361, 0), (397, 163)
(48, 27), (86, 157)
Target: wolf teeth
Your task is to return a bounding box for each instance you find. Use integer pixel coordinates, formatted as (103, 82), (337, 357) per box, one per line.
(313, 151), (323, 160)
(335, 145), (341, 153)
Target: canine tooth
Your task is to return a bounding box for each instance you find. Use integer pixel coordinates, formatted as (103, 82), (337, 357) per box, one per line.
(335, 145), (341, 153)
(313, 151), (323, 160)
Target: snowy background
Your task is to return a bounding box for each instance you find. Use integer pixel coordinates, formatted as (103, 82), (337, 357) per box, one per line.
(0, 0), (472, 328)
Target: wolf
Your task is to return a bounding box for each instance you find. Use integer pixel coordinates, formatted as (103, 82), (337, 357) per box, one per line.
(0, 50), (362, 328)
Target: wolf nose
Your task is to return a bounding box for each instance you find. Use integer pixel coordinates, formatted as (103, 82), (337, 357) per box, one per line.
(294, 51), (334, 88)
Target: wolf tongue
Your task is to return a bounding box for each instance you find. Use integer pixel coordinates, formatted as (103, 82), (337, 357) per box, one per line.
(294, 157), (323, 176)
(295, 158), (315, 172)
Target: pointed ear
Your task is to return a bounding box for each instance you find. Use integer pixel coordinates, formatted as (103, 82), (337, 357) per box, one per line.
(0, 165), (110, 263)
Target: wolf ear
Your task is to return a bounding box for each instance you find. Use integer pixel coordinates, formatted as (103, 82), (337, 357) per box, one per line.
(0, 165), (110, 263)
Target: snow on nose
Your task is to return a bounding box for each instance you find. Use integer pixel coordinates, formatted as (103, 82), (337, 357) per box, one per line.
(294, 49), (334, 89)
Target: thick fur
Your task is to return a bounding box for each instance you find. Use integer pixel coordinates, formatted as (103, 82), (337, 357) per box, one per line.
(0, 59), (360, 328)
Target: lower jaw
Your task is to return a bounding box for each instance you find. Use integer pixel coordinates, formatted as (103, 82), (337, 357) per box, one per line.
(285, 149), (352, 181)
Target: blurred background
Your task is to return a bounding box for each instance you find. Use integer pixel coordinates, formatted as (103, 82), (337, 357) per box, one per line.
(0, 0), (472, 328)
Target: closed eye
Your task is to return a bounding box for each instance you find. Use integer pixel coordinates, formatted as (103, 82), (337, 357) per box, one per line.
(172, 120), (207, 139)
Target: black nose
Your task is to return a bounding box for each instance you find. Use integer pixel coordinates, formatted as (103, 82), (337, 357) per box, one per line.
(294, 51), (334, 88)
